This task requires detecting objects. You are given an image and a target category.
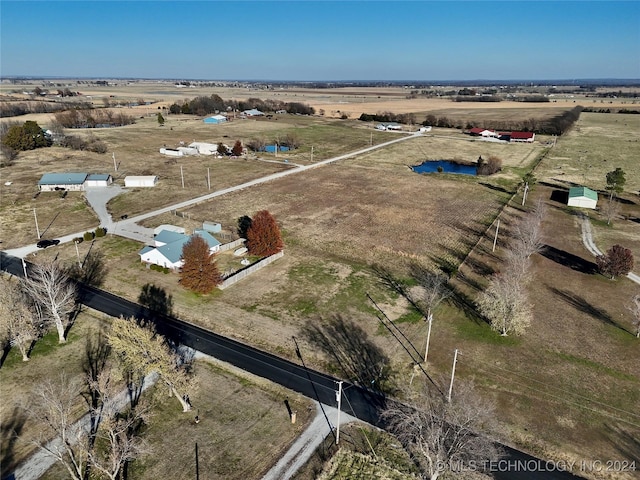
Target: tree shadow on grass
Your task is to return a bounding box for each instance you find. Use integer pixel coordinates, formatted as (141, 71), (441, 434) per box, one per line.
(1, 405), (27, 475)
(540, 244), (598, 274)
(301, 314), (395, 395)
(547, 286), (631, 334)
(606, 423), (640, 464)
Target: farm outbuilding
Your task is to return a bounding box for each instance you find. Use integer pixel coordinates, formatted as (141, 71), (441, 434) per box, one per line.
(38, 173), (112, 191)
(160, 148), (184, 157)
(189, 142), (219, 155)
(243, 109), (264, 117)
(124, 175), (158, 188)
(509, 132), (536, 143)
(203, 115), (227, 124)
(568, 186), (598, 209)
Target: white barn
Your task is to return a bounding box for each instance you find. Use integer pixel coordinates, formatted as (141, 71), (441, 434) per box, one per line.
(568, 187), (598, 209)
(124, 175), (158, 188)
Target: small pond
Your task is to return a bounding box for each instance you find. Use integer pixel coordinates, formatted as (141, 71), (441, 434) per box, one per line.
(412, 160), (476, 176)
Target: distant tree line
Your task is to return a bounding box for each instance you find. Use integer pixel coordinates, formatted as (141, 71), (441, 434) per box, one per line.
(411, 106), (583, 135)
(0, 100), (92, 118)
(358, 112), (417, 124)
(453, 95), (502, 102)
(582, 107), (640, 114)
(168, 94), (315, 116)
(54, 109), (135, 128)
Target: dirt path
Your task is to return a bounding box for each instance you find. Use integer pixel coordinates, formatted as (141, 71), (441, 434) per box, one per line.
(261, 403), (360, 480)
(578, 212), (640, 285)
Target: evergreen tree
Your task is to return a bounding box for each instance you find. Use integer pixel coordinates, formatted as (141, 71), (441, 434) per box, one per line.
(179, 235), (221, 293)
(232, 140), (243, 156)
(246, 210), (284, 257)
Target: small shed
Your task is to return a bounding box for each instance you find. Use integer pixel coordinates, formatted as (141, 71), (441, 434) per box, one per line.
(203, 115), (227, 124)
(160, 148), (184, 157)
(124, 175), (158, 188)
(202, 221), (222, 233)
(568, 186), (598, 209)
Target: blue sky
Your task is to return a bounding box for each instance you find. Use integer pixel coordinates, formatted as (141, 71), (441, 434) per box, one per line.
(1, 1), (639, 81)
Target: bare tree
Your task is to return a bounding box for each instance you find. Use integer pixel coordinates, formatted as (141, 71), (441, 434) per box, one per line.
(511, 199), (547, 260)
(29, 374), (91, 480)
(0, 278), (39, 361)
(628, 294), (640, 338)
(476, 269), (532, 336)
(23, 260), (77, 343)
(601, 197), (621, 226)
(108, 317), (192, 412)
(408, 265), (452, 363)
(85, 367), (151, 480)
(382, 380), (501, 480)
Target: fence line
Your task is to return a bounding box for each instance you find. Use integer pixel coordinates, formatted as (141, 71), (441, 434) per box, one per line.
(218, 251), (284, 290)
(219, 238), (245, 253)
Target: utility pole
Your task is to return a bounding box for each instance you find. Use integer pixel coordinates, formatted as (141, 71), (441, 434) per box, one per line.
(310, 145), (314, 162)
(75, 241), (81, 268)
(424, 312), (433, 363)
(207, 167), (211, 190)
(112, 152), (117, 172)
(22, 258), (28, 279)
(195, 442), (199, 480)
(447, 349), (458, 403)
(492, 219), (500, 253)
(181, 165), (185, 189)
(335, 381), (343, 444)
(522, 182), (529, 206)
(33, 208), (40, 239)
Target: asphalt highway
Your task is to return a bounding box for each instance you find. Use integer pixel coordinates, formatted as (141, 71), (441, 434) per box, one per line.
(0, 252), (585, 480)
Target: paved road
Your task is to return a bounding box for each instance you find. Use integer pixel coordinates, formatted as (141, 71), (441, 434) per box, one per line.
(0, 252), (585, 480)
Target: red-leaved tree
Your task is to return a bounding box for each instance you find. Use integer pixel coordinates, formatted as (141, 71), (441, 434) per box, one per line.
(179, 235), (221, 293)
(596, 244), (634, 280)
(246, 210), (284, 257)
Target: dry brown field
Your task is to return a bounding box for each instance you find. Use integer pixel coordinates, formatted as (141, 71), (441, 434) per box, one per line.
(2, 85), (639, 478)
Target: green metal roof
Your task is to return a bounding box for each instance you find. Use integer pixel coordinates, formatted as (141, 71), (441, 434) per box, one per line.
(38, 173), (88, 185)
(569, 186), (598, 201)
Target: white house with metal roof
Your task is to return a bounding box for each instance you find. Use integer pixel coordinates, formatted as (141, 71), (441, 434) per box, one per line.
(38, 173), (113, 191)
(568, 186), (598, 209)
(139, 229), (221, 270)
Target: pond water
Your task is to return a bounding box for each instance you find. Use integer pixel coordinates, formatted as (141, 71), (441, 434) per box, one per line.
(412, 160), (477, 176)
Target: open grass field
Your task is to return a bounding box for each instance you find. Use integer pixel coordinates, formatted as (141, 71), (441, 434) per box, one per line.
(2, 84), (639, 478)
(0, 308), (313, 479)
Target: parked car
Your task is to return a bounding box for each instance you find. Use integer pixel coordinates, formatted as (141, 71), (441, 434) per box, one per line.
(36, 239), (60, 249)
